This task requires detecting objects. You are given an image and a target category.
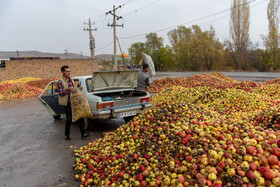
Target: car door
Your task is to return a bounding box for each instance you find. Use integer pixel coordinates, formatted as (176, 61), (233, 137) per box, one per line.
(38, 81), (65, 117)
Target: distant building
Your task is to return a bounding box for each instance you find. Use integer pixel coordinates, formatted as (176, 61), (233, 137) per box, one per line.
(10, 57), (60, 60)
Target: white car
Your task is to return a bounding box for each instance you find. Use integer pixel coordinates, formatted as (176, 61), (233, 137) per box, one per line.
(38, 70), (152, 123)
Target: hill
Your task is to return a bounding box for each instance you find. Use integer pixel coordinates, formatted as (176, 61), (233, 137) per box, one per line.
(0, 51), (123, 61)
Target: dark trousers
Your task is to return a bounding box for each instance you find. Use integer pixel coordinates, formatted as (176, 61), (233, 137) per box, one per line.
(64, 102), (85, 137)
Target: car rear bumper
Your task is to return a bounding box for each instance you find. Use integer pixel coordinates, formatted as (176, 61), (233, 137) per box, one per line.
(91, 103), (152, 118)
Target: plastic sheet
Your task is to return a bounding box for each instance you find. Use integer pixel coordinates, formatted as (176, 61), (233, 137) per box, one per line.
(142, 53), (155, 77)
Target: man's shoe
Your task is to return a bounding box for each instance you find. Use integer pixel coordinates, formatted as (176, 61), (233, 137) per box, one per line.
(81, 133), (90, 140)
(65, 136), (71, 141)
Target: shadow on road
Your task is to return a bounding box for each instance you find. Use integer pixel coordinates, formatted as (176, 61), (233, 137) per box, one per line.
(86, 118), (126, 132)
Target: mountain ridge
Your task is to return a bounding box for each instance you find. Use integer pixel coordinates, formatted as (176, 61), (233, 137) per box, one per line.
(0, 50), (121, 61)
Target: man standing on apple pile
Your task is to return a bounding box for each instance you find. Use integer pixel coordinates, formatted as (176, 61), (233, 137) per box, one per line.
(57, 65), (90, 141)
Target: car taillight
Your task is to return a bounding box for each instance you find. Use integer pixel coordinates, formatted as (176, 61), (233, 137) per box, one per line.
(97, 102), (114, 109)
(140, 97), (150, 103)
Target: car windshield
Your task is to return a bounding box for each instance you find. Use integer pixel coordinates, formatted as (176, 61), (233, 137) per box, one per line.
(86, 78), (92, 92)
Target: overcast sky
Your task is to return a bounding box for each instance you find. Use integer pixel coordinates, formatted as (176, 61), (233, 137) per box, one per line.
(0, 0), (269, 56)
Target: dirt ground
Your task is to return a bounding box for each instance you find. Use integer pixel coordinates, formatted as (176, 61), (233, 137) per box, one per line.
(0, 98), (124, 187)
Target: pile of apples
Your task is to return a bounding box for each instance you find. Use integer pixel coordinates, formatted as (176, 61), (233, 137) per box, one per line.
(0, 77), (42, 84)
(264, 78), (280, 85)
(73, 73), (280, 187)
(0, 77), (56, 101)
(25, 78), (57, 90)
(0, 82), (42, 100)
(148, 73), (264, 93)
(0, 94), (4, 101)
(148, 74), (234, 93)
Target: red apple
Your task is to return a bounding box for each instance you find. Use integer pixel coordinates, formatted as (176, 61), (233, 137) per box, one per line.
(273, 148), (280, 157)
(249, 163), (257, 171)
(217, 135), (223, 140)
(268, 155), (279, 165)
(212, 183), (222, 187)
(246, 146), (255, 155)
(264, 169), (276, 180)
(218, 162), (226, 169)
(277, 139), (280, 147)
(138, 165), (145, 172)
(136, 174), (144, 181)
(140, 180), (147, 187)
(246, 170), (255, 181)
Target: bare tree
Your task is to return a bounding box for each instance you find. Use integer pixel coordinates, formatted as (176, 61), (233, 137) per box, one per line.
(265, 0), (280, 51)
(230, 0), (250, 70)
(262, 0), (280, 69)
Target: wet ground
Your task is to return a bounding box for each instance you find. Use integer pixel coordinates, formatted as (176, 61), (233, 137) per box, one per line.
(0, 71), (279, 187)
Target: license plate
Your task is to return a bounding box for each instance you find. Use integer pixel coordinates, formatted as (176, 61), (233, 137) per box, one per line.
(118, 111), (136, 118)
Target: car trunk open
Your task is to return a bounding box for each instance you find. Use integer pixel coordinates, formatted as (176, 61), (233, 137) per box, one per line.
(89, 70), (150, 110)
(90, 70), (139, 92)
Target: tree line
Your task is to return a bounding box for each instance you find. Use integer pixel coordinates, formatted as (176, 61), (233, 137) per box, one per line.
(128, 0), (280, 72)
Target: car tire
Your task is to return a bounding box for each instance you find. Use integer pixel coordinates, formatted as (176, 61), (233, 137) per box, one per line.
(53, 115), (61, 120)
(123, 116), (135, 123)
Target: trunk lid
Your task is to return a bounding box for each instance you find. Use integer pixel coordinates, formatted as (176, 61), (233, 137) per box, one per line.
(91, 70), (139, 92)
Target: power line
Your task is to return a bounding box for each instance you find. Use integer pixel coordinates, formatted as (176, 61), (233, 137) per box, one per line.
(199, 0), (268, 28)
(123, 0), (133, 5)
(65, 26), (84, 51)
(118, 0), (134, 14)
(85, 0), (133, 26)
(122, 0), (160, 17)
(199, 15), (230, 28)
(119, 0), (262, 39)
(95, 1), (133, 53)
(95, 41), (113, 52)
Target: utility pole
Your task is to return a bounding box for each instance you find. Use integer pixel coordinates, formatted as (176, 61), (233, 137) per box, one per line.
(84, 18), (97, 59)
(107, 5), (124, 70)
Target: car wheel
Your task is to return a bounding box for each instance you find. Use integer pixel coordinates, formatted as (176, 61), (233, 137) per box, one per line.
(53, 115), (61, 120)
(123, 116), (135, 123)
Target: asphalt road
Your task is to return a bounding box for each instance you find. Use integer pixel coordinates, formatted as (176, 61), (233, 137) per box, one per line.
(0, 98), (124, 187)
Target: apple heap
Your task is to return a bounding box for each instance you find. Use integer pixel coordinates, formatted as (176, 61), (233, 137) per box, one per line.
(263, 78), (280, 85)
(152, 86), (276, 118)
(0, 77), (41, 84)
(26, 78), (58, 89)
(0, 77), (57, 101)
(255, 84), (280, 101)
(0, 82), (42, 100)
(73, 81), (280, 186)
(148, 73), (263, 93)
(254, 111), (280, 131)
(148, 73), (235, 93)
(231, 80), (261, 92)
(0, 94), (4, 101)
